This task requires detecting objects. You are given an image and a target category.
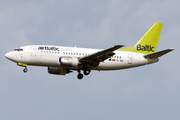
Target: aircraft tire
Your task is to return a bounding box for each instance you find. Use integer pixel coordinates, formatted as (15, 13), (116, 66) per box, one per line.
(23, 68), (28, 73)
(77, 73), (83, 80)
(84, 70), (91, 75)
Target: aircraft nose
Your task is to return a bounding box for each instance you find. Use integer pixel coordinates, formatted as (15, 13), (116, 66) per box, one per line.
(5, 52), (13, 60)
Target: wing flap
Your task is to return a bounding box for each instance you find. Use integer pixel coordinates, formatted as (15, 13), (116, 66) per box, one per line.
(144, 48), (174, 58)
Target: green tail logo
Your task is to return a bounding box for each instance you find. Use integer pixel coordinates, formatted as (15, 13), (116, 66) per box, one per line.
(118, 23), (163, 54)
(136, 44), (155, 52)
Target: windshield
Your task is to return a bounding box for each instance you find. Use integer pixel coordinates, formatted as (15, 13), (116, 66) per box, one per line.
(14, 48), (23, 51)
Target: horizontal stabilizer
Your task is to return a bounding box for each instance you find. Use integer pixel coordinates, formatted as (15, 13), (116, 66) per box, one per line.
(144, 48), (174, 58)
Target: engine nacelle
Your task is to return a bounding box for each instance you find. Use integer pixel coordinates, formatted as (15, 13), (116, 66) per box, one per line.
(59, 56), (80, 68)
(48, 67), (70, 75)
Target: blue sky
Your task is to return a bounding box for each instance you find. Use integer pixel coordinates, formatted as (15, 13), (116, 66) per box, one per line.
(1, 0), (179, 120)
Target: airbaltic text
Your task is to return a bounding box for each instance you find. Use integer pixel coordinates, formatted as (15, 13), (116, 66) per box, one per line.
(38, 46), (73, 51)
(38, 46), (59, 51)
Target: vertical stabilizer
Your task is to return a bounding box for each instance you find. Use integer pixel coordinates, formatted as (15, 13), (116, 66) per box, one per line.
(118, 23), (164, 54)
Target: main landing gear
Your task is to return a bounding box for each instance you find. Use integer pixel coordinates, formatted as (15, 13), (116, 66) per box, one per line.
(77, 69), (91, 80)
(84, 70), (91, 75)
(77, 73), (83, 79)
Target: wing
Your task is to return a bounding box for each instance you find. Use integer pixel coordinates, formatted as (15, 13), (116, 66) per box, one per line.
(79, 45), (124, 67)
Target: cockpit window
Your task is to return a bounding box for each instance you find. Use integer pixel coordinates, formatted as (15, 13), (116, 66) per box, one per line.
(14, 48), (23, 51)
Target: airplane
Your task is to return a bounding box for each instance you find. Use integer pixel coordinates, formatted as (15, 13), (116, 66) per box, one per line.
(5, 23), (174, 79)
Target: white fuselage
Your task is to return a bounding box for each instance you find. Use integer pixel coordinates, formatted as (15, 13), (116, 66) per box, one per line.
(6, 45), (158, 71)
(5, 23), (173, 79)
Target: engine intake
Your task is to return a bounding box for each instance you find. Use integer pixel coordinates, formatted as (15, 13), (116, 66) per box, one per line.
(59, 57), (80, 68)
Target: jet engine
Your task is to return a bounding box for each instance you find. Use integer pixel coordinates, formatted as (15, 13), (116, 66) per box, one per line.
(48, 67), (71, 75)
(59, 57), (81, 68)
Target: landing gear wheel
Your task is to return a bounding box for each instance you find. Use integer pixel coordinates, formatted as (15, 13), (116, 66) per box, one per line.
(23, 68), (28, 73)
(84, 70), (91, 75)
(77, 73), (83, 80)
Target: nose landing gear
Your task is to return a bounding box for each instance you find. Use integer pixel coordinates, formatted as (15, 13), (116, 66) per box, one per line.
(17, 62), (28, 73)
(23, 67), (28, 73)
